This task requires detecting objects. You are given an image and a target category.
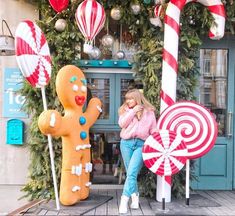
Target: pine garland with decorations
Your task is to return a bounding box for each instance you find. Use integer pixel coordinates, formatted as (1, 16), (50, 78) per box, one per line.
(20, 0), (235, 200)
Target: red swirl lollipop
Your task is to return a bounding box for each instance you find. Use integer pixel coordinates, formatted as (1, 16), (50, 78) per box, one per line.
(157, 101), (218, 159)
(15, 20), (51, 88)
(143, 130), (187, 176)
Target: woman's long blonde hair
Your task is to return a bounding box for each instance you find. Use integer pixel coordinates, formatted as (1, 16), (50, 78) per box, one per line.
(118, 89), (155, 116)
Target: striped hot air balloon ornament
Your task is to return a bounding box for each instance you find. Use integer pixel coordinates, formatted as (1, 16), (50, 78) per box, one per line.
(75, 0), (106, 53)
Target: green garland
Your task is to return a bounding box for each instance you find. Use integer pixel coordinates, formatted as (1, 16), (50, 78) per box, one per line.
(20, 0), (235, 200)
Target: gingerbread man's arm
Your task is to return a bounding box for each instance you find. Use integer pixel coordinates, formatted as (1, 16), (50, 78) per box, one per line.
(84, 98), (102, 128)
(38, 110), (69, 137)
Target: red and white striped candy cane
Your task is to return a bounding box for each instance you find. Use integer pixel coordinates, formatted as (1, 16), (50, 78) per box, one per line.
(157, 0), (225, 202)
(160, 0), (225, 112)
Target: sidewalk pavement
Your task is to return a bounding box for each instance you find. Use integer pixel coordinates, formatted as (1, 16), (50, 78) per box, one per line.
(0, 185), (29, 215)
(2, 185), (235, 216)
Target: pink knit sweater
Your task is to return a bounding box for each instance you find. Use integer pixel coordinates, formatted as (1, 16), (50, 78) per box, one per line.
(118, 108), (157, 140)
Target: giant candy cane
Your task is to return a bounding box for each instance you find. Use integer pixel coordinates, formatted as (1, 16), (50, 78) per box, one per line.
(157, 0), (225, 203)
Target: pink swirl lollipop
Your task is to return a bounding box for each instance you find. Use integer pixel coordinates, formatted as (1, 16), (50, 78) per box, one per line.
(15, 20), (51, 88)
(143, 130), (187, 176)
(157, 101), (218, 159)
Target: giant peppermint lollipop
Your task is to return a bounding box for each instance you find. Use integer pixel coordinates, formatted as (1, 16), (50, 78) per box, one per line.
(143, 130), (187, 209)
(143, 130), (187, 176)
(15, 20), (60, 210)
(15, 20), (51, 88)
(156, 101), (218, 159)
(156, 101), (218, 205)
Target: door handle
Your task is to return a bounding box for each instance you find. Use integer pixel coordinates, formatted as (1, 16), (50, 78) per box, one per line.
(227, 112), (233, 138)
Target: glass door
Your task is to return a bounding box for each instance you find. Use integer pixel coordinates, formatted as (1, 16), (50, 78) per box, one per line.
(192, 37), (235, 190)
(85, 72), (134, 184)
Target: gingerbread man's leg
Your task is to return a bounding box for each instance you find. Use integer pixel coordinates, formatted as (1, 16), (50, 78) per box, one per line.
(60, 146), (85, 205)
(80, 149), (92, 200)
(60, 169), (82, 205)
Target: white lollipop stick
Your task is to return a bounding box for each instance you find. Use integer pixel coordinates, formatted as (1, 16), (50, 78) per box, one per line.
(41, 87), (60, 211)
(162, 176), (165, 210)
(186, 159), (190, 205)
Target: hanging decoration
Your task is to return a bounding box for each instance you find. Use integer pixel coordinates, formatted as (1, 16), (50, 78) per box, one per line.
(150, 4), (164, 27)
(101, 17), (114, 48)
(114, 24), (125, 60)
(115, 50), (125, 59)
(88, 46), (101, 59)
(130, 2), (141, 15)
(49, 0), (69, 13)
(189, 16), (195, 25)
(101, 34), (114, 48)
(55, 18), (67, 32)
(154, 4), (164, 18)
(110, 7), (122, 20)
(75, 0), (106, 53)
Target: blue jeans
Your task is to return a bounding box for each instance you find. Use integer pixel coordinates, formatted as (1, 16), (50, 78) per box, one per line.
(120, 138), (144, 197)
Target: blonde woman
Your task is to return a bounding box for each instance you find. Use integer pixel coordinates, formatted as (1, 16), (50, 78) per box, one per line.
(118, 89), (157, 214)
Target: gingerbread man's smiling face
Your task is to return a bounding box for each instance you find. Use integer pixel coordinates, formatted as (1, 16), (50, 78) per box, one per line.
(56, 65), (87, 110)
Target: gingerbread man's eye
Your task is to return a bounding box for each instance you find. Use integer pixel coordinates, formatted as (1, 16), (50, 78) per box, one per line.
(81, 85), (87, 92)
(72, 84), (79, 92)
(70, 76), (77, 83)
(80, 78), (87, 86)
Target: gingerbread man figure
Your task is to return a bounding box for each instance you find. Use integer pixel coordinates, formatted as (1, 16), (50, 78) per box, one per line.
(38, 65), (102, 205)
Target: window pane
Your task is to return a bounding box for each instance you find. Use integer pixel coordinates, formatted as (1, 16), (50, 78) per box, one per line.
(87, 78), (110, 119)
(120, 78), (135, 103)
(90, 131), (122, 184)
(199, 49), (228, 136)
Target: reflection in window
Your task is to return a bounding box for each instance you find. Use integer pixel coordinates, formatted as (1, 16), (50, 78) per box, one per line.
(89, 131), (122, 184)
(199, 49), (228, 136)
(120, 79), (135, 103)
(87, 78), (110, 119)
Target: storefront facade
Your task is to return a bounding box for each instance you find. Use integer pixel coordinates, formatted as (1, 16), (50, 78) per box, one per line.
(1, 1), (235, 191)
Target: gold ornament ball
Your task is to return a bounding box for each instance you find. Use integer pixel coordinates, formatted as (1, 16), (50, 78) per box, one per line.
(55, 19), (67, 32)
(110, 7), (122, 20)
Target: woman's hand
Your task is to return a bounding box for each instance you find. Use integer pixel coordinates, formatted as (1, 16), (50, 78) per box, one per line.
(133, 105), (143, 113)
(133, 105), (143, 120)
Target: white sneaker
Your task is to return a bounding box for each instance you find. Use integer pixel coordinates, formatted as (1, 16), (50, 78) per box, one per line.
(130, 193), (139, 209)
(119, 195), (129, 214)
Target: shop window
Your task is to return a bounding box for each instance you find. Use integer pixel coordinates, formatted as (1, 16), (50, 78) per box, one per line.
(199, 49), (228, 136)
